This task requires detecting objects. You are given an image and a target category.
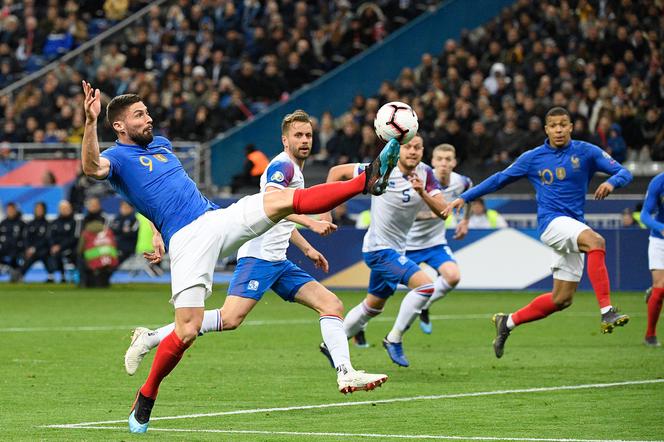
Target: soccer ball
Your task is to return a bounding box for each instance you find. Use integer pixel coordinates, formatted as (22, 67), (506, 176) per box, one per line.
(374, 101), (419, 144)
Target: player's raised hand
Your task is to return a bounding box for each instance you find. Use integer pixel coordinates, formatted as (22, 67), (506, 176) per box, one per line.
(443, 198), (465, 218)
(408, 173), (424, 195)
(594, 182), (614, 200)
(305, 247), (329, 273)
(309, 219), (338, 236)
(454, 218), (469, 240)
(81, 81), (101, 123)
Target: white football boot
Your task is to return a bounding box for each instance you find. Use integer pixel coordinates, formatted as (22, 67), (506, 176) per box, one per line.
(124, 327), (153, 375)
(337, 366), (388, 394)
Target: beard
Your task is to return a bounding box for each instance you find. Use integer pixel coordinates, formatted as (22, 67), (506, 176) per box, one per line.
(128, 127), (154, 147)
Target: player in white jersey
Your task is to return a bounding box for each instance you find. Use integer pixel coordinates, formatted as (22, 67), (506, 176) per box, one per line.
(405, 144), (472, 334)
(324, 135), (448, 367)
(124, 110), (387, 395)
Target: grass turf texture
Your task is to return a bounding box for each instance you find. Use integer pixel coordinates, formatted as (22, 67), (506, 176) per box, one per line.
(1, 284), (662, 441)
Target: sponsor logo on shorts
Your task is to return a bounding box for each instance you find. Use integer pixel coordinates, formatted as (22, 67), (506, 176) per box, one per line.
(398, 255), (408, 265)
(248, 280), (259, 291)
(270, 171), (285, 182)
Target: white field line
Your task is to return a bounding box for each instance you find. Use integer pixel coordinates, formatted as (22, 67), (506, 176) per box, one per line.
(44, 379), (664, 429)
(2, 312), (643, 333)
(41, 425), (663, 442)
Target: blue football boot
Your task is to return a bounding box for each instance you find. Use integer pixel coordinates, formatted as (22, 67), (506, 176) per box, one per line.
(128, 391), (154, 433)
(364, 138), (400, 195)
(382, 338), (409, 367)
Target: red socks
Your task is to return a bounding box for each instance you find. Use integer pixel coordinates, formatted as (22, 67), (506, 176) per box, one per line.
(140, 331), (191, 400)
(512, 293), (560, 326)
(647, 287), (664, 338)
(293, 173), (365, 214)
(586, 249), (611, 309)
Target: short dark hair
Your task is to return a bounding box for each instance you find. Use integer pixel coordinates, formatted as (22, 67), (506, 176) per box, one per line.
(106, 94), (143, 129)
(545, 106), (571, 122)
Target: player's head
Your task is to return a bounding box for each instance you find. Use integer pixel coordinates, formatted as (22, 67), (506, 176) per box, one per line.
(431, 144), (457, 177)
(544, 107), (572, 148)
(399, 134), (424, 170)
(106, 94), (153, 147)
(281, 110), (313, 161)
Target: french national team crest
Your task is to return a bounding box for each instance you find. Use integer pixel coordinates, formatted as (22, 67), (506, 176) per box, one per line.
(570, 155), (580, 169)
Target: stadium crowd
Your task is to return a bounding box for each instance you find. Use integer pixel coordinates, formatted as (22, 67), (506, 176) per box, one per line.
(0, 0), (434, 145)
(313, 0), (664, 167)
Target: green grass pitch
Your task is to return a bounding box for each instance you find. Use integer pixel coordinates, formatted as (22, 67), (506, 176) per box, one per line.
(1, 284), (662, 441)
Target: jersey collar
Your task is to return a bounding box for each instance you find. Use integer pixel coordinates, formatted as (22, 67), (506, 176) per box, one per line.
(544, 138), (572, 151)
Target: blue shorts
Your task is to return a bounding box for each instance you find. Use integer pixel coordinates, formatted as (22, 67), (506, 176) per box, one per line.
(228, 257), (315, 302)
(363, 249), (421, 299)
(405, 244), (456, 271)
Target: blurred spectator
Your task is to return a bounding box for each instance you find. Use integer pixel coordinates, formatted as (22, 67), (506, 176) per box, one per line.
(104, 0), (129, 21)
(41, 169), (56, 186)
(327, 116), (361, 164)
(230, 144), (269, 193)
(0, 202), (25, 280)
(109, 200), (139, 265)
(78, 220), (118, 288)
(467, 198), (507, 229)
(82, 197), (106, 226)
(331, 202), (354, 227)
(621, 207), (640, 229)
(48, 200), (77, 283)
(18, 201), (53, 282)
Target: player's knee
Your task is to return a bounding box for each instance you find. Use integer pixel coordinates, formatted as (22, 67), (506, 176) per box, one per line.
(322, 295), (344, 317)
(552, 292), (573, 310)
(178, 324), (201, 344)
(588, 232), (605, 250)
(445, 272), (461, 288)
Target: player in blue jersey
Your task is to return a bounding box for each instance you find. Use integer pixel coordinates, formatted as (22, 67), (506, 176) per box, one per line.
(324, 135), (448, 367)
(123, 110), (387, 393)
(445, 107), (633, 358)
(405, 143), (472, 334)
(81, 82), (400, 433)
(640, 173), (664, 347)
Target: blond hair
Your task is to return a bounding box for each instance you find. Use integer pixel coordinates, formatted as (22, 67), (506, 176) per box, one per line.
(433, 143), (456, 156)
(281, 110), (312, 135)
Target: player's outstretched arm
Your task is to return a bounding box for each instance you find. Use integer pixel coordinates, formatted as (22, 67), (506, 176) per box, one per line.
(81, 81), (110, 180)
(641, 175), (664, 234)
(142, 220), (165, 264)
(443, 198), (465, 218)
(591, 146), (633, 199)
(409, 173), (448, 219)
(290, 229), (329, 273)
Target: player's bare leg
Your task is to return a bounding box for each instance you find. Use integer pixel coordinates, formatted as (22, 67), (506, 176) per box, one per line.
(646, 270), (664, 347)
(383, 270), (434, 367)
(492, 279), (575, 359)
(420, 262), (461, 334)
(296, 282), (388, 393)
(577, 228), (629, 332)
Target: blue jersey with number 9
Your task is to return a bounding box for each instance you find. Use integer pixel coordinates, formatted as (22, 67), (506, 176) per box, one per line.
(100, 136), (218, 248)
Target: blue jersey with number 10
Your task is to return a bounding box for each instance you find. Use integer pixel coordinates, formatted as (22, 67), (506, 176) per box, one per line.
(460, 139), (632, 236)
(100, 136), (218, 248)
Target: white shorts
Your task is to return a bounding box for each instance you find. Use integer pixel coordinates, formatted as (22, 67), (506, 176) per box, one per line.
(540, 216), (590, 282)
(649, 236), (664, 270)
(168, 193), (274, 307)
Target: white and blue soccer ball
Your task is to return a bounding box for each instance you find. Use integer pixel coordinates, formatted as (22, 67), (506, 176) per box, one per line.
(374, 101), (419, 145)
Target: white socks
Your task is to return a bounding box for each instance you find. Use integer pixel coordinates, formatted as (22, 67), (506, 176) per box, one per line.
(320, 315), (352, 371)
(344, 300), (383, 338)
(506, 314), (516, 330)
(422, 276), (453, 310)
(145, 309), (223, 349)
(386, 283), (434, 343)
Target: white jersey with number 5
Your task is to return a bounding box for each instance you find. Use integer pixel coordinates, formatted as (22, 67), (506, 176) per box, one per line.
(406, 171), (472, 250)
(237, 151), (304, 262)
(359, 162), (442, 253)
